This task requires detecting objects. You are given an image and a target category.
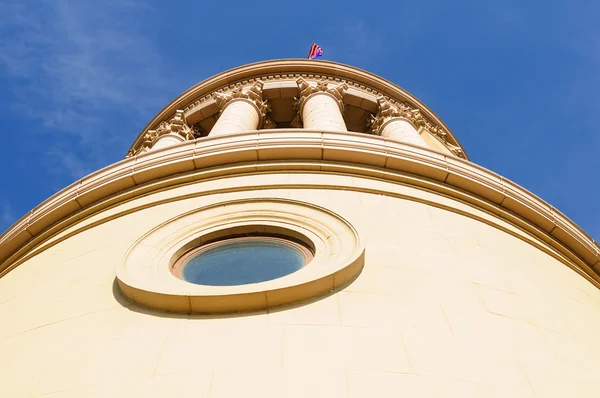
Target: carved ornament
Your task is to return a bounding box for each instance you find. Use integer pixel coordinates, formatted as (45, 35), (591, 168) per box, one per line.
(421, 120), (461, 157)
(212, 80), (271, 127)
(129, 73), (466, 160)
(263, 116), (277, 129)
(126, 110), (197, 157)
(368, 96), (425, 135)
(295, 77), (348, 115)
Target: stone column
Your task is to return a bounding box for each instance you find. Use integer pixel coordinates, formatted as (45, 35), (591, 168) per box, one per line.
(141, 110), (196, 153)
(294, 78), (348, 131)
(210, 80), (270, 136)
(369, 96), (428, 148)
(152, 133), (185, 150)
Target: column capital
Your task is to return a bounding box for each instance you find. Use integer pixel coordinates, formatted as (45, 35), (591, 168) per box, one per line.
(212, 80), (271, 126)
(368, 96), (425, 135)
(166, 110), (197, 140)
(295, 77), (348, 116)
(263, 116), (277, 129)
(127, 110), (197, 156)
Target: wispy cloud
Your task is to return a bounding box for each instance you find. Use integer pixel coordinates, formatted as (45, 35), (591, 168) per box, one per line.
(46, 147), (94, 181)
(0, 0), (172, 179)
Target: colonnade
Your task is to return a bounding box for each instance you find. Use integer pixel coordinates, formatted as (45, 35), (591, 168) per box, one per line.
(145, 78), (429, 152)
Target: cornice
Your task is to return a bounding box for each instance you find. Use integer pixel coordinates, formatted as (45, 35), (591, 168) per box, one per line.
(1, 131), (598, 287)
(126, 59), (468, 159)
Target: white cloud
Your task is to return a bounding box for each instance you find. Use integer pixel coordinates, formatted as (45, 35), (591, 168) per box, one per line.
(1, 0), (166, 108)
(0, 0), (174, 178)
(46, 147), (94, 181)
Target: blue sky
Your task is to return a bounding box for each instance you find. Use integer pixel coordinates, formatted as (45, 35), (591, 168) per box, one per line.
(0, 0), (599, 241)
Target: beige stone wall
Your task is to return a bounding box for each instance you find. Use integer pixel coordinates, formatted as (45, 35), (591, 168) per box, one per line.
(1, 175), (600, 397)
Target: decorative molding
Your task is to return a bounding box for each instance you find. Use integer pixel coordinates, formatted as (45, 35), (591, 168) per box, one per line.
(212, 80), (271, 128)
(295, 77), (348, 116)
(421, 121), (464, 157)
(130, 75), (466, 159)
(127, 60), (468, 160)
(263, 116), (277, 129)
(116, 198), (364, 314)
(290, 112), (303, 128)
(2, 131), (598, 287)
(168, 109), (196, 141)
(445, 142), (465, 158)
(126, 110), (197, 157)
(368, 95), (425, 134)
(366, 95), (464, 157)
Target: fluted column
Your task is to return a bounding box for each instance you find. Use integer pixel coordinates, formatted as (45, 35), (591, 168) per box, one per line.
(210, 81), (269, 136)
(369, 96), (428, 148)
(294, 78), (348, 131)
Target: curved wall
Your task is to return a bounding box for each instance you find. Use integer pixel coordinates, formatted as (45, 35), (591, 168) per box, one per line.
(1, 55), (599, 398)
(1, 170), (600, 397)
(2, 132), (598, 283)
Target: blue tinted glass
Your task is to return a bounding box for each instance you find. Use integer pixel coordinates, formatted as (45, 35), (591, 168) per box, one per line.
(182, 240), (305, 286)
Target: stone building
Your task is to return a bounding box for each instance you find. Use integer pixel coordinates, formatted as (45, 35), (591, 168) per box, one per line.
(1, 60), (599, 397)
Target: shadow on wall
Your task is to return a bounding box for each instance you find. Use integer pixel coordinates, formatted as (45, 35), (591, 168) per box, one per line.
(111, 270), (362, 320)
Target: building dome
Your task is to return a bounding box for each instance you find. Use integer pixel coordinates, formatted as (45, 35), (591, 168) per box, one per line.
(1, 60), (599, 397)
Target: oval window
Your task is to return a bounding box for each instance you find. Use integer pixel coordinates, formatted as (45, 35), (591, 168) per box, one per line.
(172, 236), (313, 286)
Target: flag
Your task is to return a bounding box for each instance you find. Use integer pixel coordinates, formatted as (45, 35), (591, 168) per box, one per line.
(307, 43), (323, 59)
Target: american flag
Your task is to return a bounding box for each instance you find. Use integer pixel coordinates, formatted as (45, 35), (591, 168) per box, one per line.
(307, 43), (323, 59)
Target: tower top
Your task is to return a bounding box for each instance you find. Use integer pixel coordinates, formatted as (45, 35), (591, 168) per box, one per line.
(126, 59), (467, 159)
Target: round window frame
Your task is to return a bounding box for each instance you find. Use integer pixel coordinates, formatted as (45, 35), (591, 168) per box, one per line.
(171, 235), (314, 285)
(116, 198), (364, 314)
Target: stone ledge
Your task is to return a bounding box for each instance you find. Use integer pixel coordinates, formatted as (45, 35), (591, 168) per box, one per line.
(1, 130), (598, 285)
